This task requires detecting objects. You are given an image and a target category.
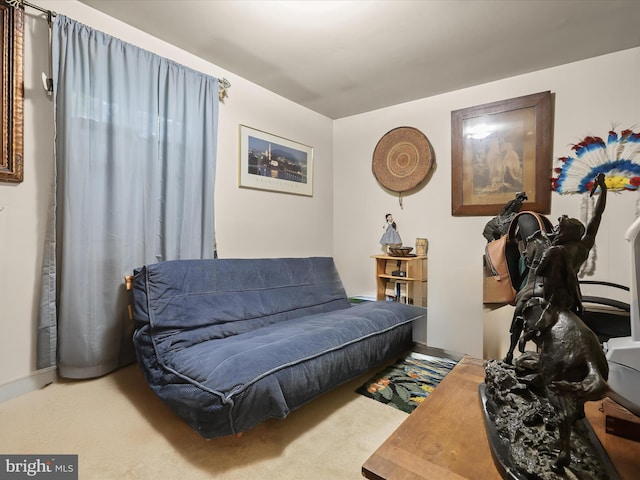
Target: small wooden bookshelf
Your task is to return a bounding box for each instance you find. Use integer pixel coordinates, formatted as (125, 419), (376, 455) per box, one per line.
(372, 254), (427, 306)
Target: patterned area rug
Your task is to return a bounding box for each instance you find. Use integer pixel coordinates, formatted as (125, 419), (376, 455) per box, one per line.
(356, 352), (458, 413)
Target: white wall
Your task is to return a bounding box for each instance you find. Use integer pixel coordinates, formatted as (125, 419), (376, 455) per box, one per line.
(0, 1), (334, 391)
(0, 1), (59, 398)
(334, 47), (640, 358)
(2, 0), (639, 393)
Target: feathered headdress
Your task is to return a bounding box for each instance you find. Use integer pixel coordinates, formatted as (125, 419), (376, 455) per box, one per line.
(552, 128), (640, 194)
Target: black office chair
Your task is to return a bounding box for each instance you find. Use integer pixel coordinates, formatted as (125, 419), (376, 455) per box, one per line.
(579, 280), (631, 344)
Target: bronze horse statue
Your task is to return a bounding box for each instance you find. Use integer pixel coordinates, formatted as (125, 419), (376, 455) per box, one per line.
(486, 175), (611, 473)
(516, 246), (609, 470)
(499, 174), (607, 364)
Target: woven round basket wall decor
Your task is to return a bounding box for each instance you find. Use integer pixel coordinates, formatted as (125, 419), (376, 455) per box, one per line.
(372, 127), (434, 203)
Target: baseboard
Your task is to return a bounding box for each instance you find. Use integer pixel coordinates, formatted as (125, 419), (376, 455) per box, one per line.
(0, 367), (57, 404)
(413, 342), (465, 362)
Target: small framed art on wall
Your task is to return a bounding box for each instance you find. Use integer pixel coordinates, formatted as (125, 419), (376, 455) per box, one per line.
(239, 125), (313, 196)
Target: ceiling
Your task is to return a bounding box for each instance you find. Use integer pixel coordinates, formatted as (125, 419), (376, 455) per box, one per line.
(78, 0), (640, 119)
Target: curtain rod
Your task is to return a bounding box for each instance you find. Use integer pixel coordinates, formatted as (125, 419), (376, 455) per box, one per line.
(6, 0), (55, 94)
(6, 0), (231, 100)
(7, 0), (56, 18)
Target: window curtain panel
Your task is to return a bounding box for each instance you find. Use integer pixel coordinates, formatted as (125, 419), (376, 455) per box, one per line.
(38, 15), (219, 378)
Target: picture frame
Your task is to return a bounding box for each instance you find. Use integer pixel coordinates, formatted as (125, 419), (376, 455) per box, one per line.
(451, 91), (552, 216)
(239, 125), (313, 196)
(0, 1), (24, 183)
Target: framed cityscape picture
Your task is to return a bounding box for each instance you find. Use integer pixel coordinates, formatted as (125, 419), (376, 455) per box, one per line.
(239, 125), (313, 196)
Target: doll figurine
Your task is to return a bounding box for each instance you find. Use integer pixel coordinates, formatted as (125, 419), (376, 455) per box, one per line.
(380, 213), (402, 247)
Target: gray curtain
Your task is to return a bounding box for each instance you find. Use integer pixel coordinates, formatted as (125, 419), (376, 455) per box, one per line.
(38, 15), (219, 378)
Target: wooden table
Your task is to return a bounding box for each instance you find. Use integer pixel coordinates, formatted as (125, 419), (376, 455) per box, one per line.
(362, 356), (640, 480)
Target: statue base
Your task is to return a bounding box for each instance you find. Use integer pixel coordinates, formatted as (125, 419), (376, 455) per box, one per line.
(480, 360), (620, 480)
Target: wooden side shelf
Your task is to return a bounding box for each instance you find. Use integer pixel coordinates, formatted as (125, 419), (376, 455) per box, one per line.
(372, 255), (427, 306)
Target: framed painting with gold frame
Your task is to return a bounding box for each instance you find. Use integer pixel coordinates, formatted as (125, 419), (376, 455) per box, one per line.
(451, 91), (552, 216)
(0, 1), (24, 183)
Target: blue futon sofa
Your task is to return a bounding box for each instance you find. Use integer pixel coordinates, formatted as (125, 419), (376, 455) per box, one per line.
(130, 257), (425, 438)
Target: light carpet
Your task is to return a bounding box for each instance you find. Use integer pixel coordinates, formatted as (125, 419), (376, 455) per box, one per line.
(0, 363), (407, 480)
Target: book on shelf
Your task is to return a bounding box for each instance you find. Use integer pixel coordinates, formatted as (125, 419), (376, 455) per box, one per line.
(398, 281), (407, 304)
(385, 281), (396, 298)
(384, 280), (411, 303)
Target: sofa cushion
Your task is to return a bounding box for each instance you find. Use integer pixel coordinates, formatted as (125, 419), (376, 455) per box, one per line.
(164, 300), (420, 394)
(132, 257), (353, 348)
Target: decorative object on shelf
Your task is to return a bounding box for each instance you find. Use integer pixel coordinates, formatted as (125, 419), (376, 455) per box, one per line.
(415, 238), (428, 256)
(379, 213), (402, 252)
(372, 126), (435, 207)
(388, 246), (413, 257)
(451, 91), (552, 216)
(552, 127), (640, 194)
(238, 125), (313, 196)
